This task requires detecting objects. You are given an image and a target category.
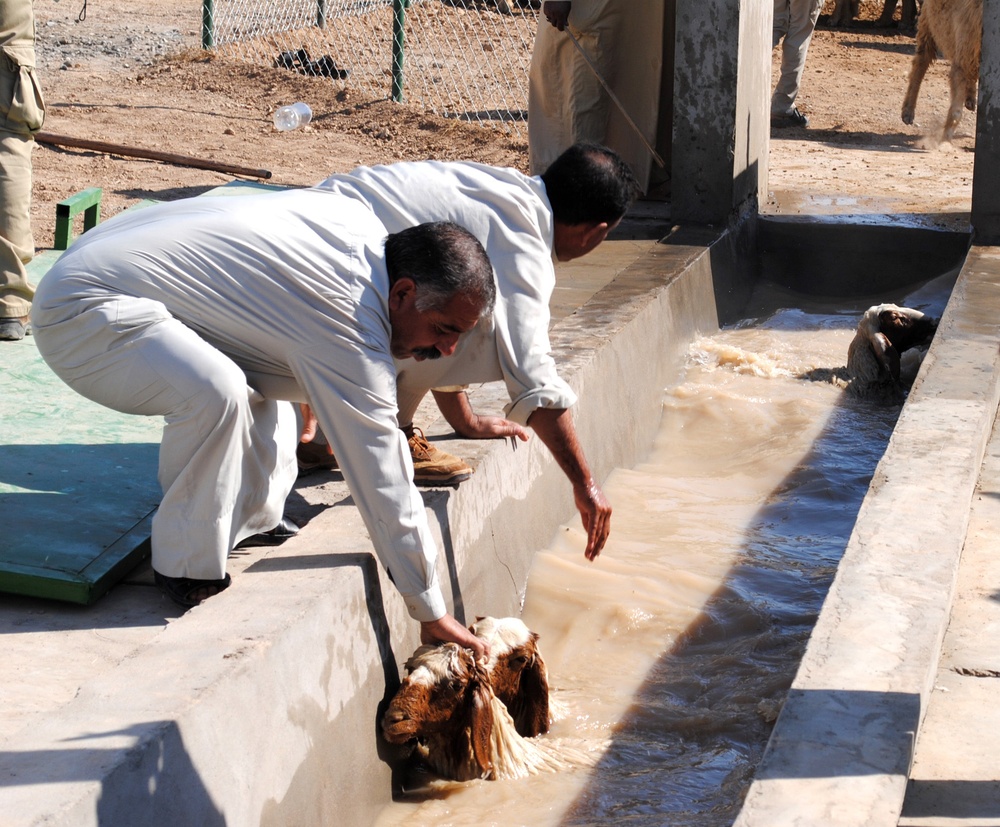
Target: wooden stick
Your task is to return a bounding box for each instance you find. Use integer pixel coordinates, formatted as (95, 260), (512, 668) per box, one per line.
(35, 132), (273, 180)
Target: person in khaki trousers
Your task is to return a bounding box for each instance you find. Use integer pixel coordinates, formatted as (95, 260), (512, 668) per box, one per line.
(771, 0), (824, 128)
(0, 0), (45, 342)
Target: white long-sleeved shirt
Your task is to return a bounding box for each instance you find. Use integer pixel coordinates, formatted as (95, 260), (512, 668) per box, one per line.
(32, 190), (447, 621)
(315, 160), (578, 425)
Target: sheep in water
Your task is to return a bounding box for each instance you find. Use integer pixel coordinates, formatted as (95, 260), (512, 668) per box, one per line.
(469, 616), (552, 737)
(382, 617), (574, 781)
(382, 638), (571, 781)
(846, 303), (938, 401)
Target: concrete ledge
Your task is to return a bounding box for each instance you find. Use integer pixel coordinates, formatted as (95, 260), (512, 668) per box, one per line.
(759, 215), (970, 298)
(0, 229), (727, 825)
(733, 245), (1000, 827)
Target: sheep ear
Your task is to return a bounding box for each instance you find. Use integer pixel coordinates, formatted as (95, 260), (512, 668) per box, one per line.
(468, 666), (495, 777)
(870, 331), (901, 381)
(519, 654), (551, 737)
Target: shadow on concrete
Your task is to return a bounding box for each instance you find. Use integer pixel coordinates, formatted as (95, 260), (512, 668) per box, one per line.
(901, 779), (1000, 820)
(245, 549), (400, 687)
(426, 490), (472, 627)
(0, 720), (226, 825)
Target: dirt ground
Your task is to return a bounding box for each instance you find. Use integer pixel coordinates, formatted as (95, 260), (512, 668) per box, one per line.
(25, 0), (976, 251)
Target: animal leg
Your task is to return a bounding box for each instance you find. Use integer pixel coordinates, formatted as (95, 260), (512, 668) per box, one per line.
(965, 79), (978, 112)
(943, 64), (969, 138)
(877, 0), (898, 27)
(830, 0), (858, 26)
(902, 27), (936, 124)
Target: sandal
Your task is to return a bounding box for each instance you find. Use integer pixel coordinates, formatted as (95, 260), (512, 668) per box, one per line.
(154, 570), (232, 608)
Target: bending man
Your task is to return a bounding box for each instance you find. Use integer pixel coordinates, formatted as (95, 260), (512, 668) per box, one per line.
(32, 190), (494, 657)
(316, 142), (639, 561)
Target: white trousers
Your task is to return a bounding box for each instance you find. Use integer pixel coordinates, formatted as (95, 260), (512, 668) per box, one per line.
(33, 296), (299, 580)
(771, 0), (824, 115)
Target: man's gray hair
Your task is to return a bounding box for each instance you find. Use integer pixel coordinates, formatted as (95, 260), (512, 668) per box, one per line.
(385, 221), (496, 317)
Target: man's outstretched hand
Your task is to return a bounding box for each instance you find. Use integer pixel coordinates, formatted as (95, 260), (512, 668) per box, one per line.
(421, 613), (489, 661)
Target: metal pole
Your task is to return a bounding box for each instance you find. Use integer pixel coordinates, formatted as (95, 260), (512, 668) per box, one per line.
(317, 0), (328, 29)
(392, 0), (406, 102)
(202, 0), (215, 49)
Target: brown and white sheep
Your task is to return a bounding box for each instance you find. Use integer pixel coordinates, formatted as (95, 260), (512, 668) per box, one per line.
(381, 640), (570, 781)
(469, 616), (552, 738)
(901, 0), (982, 139)
(846, 303), (938, 400)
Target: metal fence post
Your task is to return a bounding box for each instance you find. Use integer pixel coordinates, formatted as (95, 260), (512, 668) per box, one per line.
(392, 0), (408, 102)
(202, 0), (215, 48)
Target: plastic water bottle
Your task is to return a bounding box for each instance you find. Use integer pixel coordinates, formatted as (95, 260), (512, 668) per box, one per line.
(273, 102), (312, 131)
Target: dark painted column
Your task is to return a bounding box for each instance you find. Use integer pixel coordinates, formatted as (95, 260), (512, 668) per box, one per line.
(972, 0), (1000, 244)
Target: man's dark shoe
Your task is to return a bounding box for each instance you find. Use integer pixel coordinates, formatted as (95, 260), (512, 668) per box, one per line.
(0, 317), (30, 341)
(235, 516), (300, 548)
(771, 107), (809, 129)
(154, 571), (231, 608)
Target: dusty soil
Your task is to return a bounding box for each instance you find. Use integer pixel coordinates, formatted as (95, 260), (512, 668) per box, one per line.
(767, 0), (976, 227)
(26, 0), (976, 250)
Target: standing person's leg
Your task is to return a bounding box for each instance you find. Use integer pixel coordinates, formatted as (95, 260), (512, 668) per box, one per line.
(528, 12), (576, 175)
(0, 130), (35, 340)
(33, 297), (299, 587)
(0, 0), (45, 342)
(772, 0), (790, 50)
(771, 0), (823, 122)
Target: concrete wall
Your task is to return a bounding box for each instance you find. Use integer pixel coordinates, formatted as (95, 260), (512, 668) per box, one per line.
(758, 216), (971, 297)
(672, 0), (771, 224)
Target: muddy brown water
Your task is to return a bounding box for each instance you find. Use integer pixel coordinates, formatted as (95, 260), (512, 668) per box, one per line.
(374, 272), (956, 827)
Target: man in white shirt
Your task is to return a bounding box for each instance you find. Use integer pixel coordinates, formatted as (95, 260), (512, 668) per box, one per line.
(315, 142), (638, 562)
(31, 190), (494, 657)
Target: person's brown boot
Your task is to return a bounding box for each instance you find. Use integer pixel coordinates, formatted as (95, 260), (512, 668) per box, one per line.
(408, 427), (473, 486)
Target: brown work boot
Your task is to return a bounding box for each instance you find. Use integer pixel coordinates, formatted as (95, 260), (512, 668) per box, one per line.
(408, 427), (472, 486)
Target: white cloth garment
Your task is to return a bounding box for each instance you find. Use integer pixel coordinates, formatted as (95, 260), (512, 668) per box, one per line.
(315, 160), (577, 427)
(527, 0), (663, 189)
(32, 190), (447, 621)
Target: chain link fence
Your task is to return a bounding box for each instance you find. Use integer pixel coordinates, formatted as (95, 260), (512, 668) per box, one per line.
(202, 0), (539, 137)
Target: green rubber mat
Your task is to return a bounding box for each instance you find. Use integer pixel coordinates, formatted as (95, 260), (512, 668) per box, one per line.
(1, 181), (289, 604)
(0, 334), (162, 604)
